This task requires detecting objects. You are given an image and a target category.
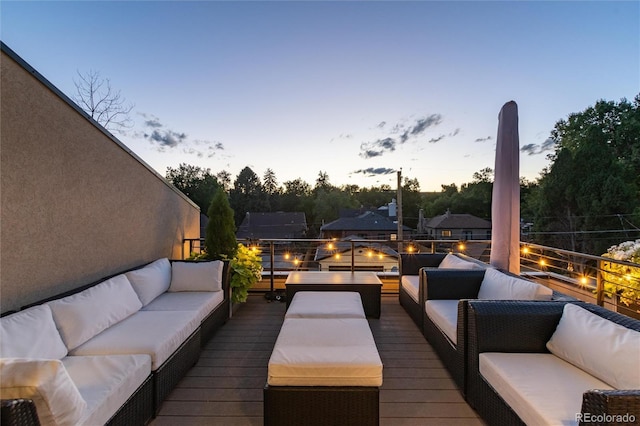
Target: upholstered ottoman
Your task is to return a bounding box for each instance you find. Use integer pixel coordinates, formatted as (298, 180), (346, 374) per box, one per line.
(265, 317), (382, 426)
(285, 291), (366, 319)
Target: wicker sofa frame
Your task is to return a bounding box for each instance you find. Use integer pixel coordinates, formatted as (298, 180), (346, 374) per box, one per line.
(1, 259), (230, 425)
(263, 385), (379, 426)
(465, 300), (640, 426)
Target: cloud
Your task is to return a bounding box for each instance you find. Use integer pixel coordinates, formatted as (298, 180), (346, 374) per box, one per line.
(475, 136), (493, 143)
(147, 129), (187, 147)
(351, 167), (396, 176)
(359, 137), (396, 158)
(360, 113), (444, 158)
(450, 128), (460, 137)
(428, 134), (445, 143)
(520, 138), (555, 156)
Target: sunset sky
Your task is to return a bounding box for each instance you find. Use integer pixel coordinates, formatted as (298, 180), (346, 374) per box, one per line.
(2, 1), (638, 191)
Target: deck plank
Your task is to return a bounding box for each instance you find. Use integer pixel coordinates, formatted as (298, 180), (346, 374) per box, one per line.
(151, 294), (483, 425)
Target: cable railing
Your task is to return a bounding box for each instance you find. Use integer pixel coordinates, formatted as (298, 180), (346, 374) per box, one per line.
(183, 237), (640, 319)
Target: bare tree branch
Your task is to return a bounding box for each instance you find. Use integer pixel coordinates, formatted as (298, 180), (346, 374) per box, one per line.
(73, 69), (134, 133)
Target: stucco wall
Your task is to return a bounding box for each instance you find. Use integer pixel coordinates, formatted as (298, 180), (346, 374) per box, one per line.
(0, 46), (200, 313)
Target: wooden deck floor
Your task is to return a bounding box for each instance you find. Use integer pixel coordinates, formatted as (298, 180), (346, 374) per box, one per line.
(151, 294), (484, 425)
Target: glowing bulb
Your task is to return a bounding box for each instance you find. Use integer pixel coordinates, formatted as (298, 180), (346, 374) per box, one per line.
(284, 253), (290, 260)
(327, 243), (334, 250)
(522, 247), (530, 254)
(539, 259), (546, 266)
(367, 251), (373, 258)
(458, 243), (465, 251)
(580, 276), (588, 285)
(335, 253), (341, 260)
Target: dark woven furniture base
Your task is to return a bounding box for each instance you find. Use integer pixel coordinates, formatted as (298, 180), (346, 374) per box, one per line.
(264, 385), (379, 426)
(399, 285), (422, 330)
(200, 299), (229, 346)
(153, 328), (201, 414)
(286, 284), (381, 318)
(106, 374), (154, 426)
(1, 399), (40, 426)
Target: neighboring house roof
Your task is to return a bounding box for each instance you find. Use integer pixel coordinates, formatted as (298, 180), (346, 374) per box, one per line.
(321, 211), (410, 232)
(424, 212), (491, 229)
(236, 212), (307, 239)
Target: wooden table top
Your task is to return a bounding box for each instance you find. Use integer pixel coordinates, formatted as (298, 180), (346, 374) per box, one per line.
(285, 271), (382, 285)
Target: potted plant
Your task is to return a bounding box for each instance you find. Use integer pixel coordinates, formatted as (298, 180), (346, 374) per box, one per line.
(229, 243), (263, 304)
(601, 239), (640, 319)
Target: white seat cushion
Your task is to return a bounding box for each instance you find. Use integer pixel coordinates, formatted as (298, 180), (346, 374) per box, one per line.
(479, 353), (613, 426)
(401, 275), (420, 303)
(268, 318), (382, 387)
(63, 354), (151, 426)
(142, 291), (224, 323)
(424, 300), (459, 345)
(0, 304), (68, 359)
(285, 292), (365, 319)
(477, 268), (553, 300)
(547, 303), (640, 389)
(0, 358), (87, 426)
(70, 311), (199, 370)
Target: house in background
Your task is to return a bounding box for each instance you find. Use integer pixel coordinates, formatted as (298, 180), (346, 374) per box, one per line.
(418, 209), (491, 240)
(320, 209), (411, 240)
(236, 212), (308, 240)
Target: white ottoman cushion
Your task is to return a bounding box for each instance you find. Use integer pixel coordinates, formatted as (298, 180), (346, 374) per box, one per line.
(285, 292), (365, 319)
(268, 318), (382, 387)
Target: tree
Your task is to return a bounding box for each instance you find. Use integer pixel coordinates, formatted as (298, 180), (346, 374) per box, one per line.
(263, 168), (282, 211)
(205, 188), (237, 260)
(229, 167), (269, 226)
(166, 163), (219, 211)
(531, 95), (640, 255)
(73, 70), (134, 132)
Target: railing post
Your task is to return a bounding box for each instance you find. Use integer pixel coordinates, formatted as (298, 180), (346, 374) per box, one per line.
(596, 260), (605, 307)
(270, 241), (275, 293)
(351, 240), (355, 272)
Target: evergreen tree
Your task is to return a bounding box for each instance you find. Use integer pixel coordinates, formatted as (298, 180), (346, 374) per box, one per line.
(205, 188), (237, 260)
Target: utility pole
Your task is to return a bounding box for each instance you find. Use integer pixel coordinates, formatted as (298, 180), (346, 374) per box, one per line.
(397, 170), (403, 253)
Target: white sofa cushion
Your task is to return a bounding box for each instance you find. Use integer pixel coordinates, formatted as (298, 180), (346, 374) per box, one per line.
(142, 291), (224, 323)
(70, 311), (199, 370)
(479, 352), (613, 426)
(0, 358), (87, 426)
(477, 268), (553, 300)
(268, 318), (383, 387)
(424, 300), (460, 345)
(47, 274), (142, 350)
(63, 354), (151, 426)
(0, 305), (68, 359)
(285, 292), (366, 319)
(401, 275), (420, 303)
(126, 258), (171, 306)
(439, 254), (482, 270)
(546, 303), (640, 389)
(170, 260), (223, 292)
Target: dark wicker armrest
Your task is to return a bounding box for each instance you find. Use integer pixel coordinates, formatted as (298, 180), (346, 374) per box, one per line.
(1, 399), (40, 426)
(222, 260), (231, 300)
(400, 253), (446, 276)
(422, 269), (485, 301)
(581, 389), (640, 425)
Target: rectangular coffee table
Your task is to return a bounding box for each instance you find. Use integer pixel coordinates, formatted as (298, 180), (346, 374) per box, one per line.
(285, 271), (382, 318)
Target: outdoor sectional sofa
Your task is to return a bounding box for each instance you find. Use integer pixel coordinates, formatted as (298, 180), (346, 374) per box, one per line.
(0, 258), (230, 426)
(465, 300), (640, 425)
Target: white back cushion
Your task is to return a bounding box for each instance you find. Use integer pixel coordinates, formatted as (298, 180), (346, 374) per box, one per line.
(439, 254), (482, 270)
(48, 274), (142, 350)
(478, 268), (553, 300)
(0, 305), (68, 359)
(126, 258), (171, 306)
(0, 358), (87, 426)
(169, 261), (223, 292)
(547, 303), (640, 389)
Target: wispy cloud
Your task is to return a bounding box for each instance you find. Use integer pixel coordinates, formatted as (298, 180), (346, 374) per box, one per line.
(360, 114), (444, 159)
(351, 167), (396, 177)
(520, 138), (555, 155)
(136, 112), (225, 158)
(474, 136), (493, 143)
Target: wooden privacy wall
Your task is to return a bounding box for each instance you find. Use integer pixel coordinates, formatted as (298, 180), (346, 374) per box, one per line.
(0, 45), (200, 312)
